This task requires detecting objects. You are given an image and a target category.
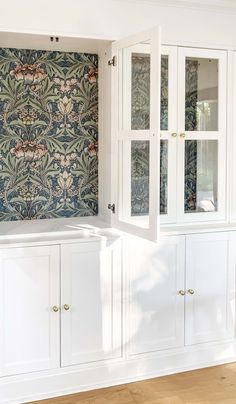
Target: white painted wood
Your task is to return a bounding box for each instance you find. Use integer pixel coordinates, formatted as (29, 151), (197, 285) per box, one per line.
(2, 336), (236, 404)
(0, 245), (60, 377)
(177, 47), (227, 224)
(230, 51), (236, 222)
(98, 47), (113, 225)
(110, 26), (161, 241)
(61, 240), (122, 366)
(185, 232), (235, 345)
(125, 235), (185, 355)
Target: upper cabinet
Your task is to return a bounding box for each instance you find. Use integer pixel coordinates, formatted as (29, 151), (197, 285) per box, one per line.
(109, 29), (228, 239)
(160, 46), (227, 225)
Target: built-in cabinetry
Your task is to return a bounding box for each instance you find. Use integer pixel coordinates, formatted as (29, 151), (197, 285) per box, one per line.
(1, 229), (236, 404)
(61, 241), (122, 367)
(0, 238), (122, 378)
(110, 31), (229, 241)
(160, 47), (227, 225)
(125, 231), (235, 357)
(0, 245), (60, 377)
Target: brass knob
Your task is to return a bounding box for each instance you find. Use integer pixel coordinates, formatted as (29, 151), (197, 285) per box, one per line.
(187, 289), (194, 295)
(180, 133), (186, 138)
(171, 132), (177, 138)
(52, 305), (59, 312)
(178, 290), (186, 296)
(63, 304), (70, 311)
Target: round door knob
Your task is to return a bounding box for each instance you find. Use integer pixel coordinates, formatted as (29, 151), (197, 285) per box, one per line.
(171, 132), (177, 137)
(187, 289), (194, 295)
(52, 305), (59, 312)
(63, 304), (70, 311)
(178, 290), (186, 296)
(180, 133), (186, 138)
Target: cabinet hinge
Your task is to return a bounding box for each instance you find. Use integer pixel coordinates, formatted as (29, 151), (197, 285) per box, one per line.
(108, 203), (116, 214)
(108, 56), (116, 66)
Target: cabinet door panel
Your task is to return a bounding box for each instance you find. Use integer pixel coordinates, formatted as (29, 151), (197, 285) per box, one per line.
(0, 245), (60, 377)
(126, 236), (185, 355)
(185, 232), (235, 345)
(61, 240), (122, 367)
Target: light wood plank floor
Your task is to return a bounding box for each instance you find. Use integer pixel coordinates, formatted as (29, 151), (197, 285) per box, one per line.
(30, 363), (236, 404)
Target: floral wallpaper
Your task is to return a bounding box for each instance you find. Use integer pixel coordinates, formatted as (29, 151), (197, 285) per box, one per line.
(131, 55), (168, 216)
(185, 60), (198, 211)
(185, 59), (198, 131)
(131, 141), (149, 216)
(131, 55), (199, 217)
(0, 47), (98, 221)
(131, 54), (150, 131)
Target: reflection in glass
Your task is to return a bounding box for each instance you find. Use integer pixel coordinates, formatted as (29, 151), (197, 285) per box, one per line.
(161, 56), (168, 131)
(131, 141), (149, 216)
(160, 140), (168, 214)
(185, 140), (218, 213)
(131, 54), (150, 130)
(185, 58), (218, 131)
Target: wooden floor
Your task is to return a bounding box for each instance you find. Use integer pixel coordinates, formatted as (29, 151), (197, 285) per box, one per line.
(31, 363), (236, 404)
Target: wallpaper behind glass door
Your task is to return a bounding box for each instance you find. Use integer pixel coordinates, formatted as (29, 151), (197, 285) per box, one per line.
(0, 48), (98, 221)
(131, 55), (199, 217)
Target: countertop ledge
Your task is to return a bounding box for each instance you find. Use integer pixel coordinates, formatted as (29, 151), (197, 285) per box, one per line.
(161, 222), (236, 236)
(0, 217), (122, 247)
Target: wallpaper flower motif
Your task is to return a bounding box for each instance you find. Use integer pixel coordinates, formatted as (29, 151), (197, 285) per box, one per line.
(185, 60), (198, 211)
(131, 55), (169, 216)
(131, 55), (199, 216)
(0, 48), (98, 221)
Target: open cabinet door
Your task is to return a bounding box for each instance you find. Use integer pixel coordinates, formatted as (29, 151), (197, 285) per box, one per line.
(110, 26), (161, 241)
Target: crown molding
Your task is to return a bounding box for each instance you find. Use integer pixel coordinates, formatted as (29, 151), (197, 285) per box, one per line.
(114, 0), (236, 14)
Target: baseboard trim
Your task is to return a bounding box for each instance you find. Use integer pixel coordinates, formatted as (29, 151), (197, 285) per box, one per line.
(1, 340), (236, 404)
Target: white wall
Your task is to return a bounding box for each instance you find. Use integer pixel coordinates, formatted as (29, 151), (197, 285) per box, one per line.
(0, 0), (236, 48)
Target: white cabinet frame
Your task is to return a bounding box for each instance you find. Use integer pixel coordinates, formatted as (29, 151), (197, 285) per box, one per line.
(160, 45), (178, 224)
(177, 47), (227, 224)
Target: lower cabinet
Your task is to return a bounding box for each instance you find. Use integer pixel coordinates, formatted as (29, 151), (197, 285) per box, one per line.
(0, 238), (122, 377)
(0, 245), (60, 377)
(0, 230), (235, 386)
(185, 232), (235, 345)
(125, 235), (185, 355)
(126, 231), (236, 356)
(61, 241), (122, 366)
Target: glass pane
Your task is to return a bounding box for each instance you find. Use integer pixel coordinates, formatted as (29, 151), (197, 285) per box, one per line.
(160, 140), (168, 214)
(131, 53), (150, 130)
(185, 140), (218, 213)
(185, 57), (218, 131)
(131, 140), (149, 216)
(161, 56), (169, 131)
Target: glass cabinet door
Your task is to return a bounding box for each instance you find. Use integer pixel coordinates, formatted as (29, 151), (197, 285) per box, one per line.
(130, 45), (178, 225)
(177, 47), (227, 222)
(111, 27), (161, 241)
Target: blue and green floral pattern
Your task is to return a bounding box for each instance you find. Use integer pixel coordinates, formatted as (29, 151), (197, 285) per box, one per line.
(0, 48), (98, 221)
(131, 55), (169, 215)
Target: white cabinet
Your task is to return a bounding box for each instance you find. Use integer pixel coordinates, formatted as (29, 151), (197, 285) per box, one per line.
(0, 245), (60, 377)
(0, 238), (122, 377)
(61, 240), (122, 366)
(126, 231), (236, 356)
(185, 232), (235, 345)
(126, 235), (185, 355)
